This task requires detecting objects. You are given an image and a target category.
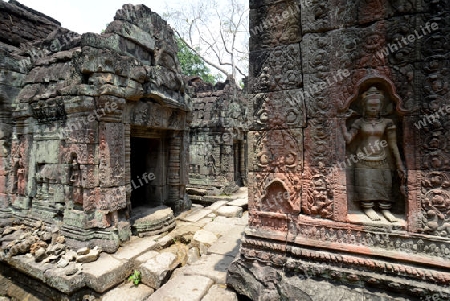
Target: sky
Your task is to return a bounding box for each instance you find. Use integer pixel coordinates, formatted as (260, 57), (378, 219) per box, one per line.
(17, 0), (184, 34)
(15, 0), (249, 81)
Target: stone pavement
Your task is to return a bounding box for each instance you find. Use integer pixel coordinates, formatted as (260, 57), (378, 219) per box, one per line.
(100, 187), (248, 301)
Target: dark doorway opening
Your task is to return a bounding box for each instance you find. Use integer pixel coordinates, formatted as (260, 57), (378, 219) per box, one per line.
(234, 141), (243, 186)
(130, 137), (160, 209)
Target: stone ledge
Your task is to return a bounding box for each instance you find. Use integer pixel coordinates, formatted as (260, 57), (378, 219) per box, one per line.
(236, 234), (450, 298)
(227, 258), (415, 301)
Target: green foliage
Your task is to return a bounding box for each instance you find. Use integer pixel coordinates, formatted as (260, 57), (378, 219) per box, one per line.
(176, 37), (221, 84)
(128, 270), (141, 286)
(101, 23), (110, 34)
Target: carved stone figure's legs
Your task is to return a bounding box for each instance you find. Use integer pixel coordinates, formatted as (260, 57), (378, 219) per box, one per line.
(380, 201), (397, 222)
(362, 201), (381, 221)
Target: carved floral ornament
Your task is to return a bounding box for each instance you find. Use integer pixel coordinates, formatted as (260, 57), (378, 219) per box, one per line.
(255, 129), (301, 173)
(420, 172), (450, 236)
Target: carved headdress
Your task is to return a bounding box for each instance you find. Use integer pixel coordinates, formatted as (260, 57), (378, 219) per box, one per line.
(363, 86), (385, 102)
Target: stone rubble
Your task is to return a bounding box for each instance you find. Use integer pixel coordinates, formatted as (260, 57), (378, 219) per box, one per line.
(0, 188), (248, 300)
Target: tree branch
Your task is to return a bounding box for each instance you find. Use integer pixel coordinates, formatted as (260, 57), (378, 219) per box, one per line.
(173, 29), (231, 77)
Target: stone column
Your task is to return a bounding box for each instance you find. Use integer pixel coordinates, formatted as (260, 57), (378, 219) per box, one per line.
(168, 132), (182, 214)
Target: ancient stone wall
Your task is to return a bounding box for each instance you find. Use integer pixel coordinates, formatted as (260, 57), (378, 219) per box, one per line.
(187, 77), (248, 198)
(0, 0), (60, 47)
(228, 0), (450, 300)
(0, 1), (191, 254)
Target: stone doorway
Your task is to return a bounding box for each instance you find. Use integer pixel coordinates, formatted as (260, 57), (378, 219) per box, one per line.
(130, 133), (167, 209)
(233, 141), (244, 186)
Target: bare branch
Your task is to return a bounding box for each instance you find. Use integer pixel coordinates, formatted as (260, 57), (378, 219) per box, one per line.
(164, 0), (249, 81)
(173, 29), (231, 77)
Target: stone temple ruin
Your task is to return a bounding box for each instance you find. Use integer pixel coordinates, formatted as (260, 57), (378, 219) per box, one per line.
(227, 0), (450, 300)
(0, 1), (191, 254)
(187, 77), (248, 200)
(1, 0), (450, 300)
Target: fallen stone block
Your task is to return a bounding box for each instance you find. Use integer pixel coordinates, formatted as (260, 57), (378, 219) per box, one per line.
(76, 249), (99, 263)
(62, 249), (77, 262)
(47, 243), (66, 255)
(202, 196), (237, 204)
(170, 223), (202, 243)
(30, 241), (48, 255)
(146, 275), (213, 301)
(154, 233), (174, 249)
(34, 247), (47, 262)
(181, 254), (235, 284)
(186, 187), (207, 196)
(57, 258), (69, 268)
(112, 236), (157, 262)
(83, 253), (132, 293)
(135, 250), (159, 265)
(43, 254), (59, 264)
(227, 198), (248, 209)
(77, 247), (90, 255)
(187, 247), (200, 265)
(64, 264), (79, 276)
(139, 252), (178, 289)
(206, 201), (229, 212)
(216, 206), (243, 218)
(192, 230), (217, 248)
(162, 242), (189, 267)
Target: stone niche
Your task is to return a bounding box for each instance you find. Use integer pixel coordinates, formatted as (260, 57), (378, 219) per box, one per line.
(0, 2), (191, 253)
(228, 0), (450, 300)
(187, 77), (248, 199)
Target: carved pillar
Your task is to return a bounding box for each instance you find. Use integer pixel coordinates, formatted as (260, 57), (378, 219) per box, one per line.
(0, 139), (7, 209)
(240, 136), (247, 186)
(168, 132), (182, 213)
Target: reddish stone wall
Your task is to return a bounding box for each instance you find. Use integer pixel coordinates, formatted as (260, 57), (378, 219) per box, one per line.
(228, 0), (450, 299)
